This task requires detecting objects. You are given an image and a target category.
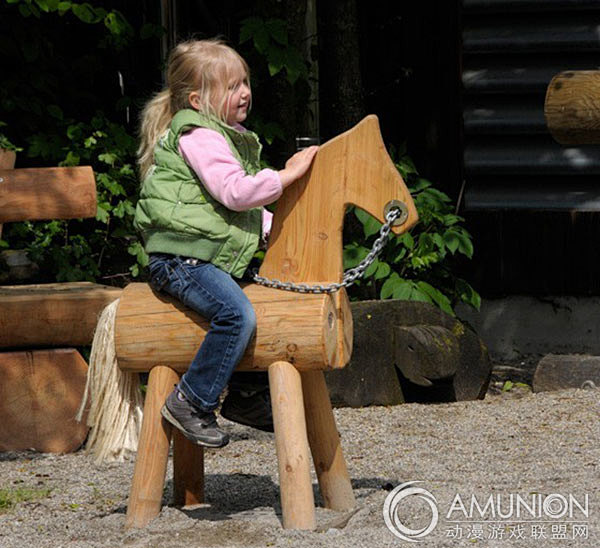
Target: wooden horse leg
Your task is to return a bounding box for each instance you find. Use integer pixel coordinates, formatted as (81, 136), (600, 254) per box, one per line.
(301, 370), (356, 511)
(173, 431), (204, 506)
(268, 361), (316, 529)
(125, 365), (178, 529)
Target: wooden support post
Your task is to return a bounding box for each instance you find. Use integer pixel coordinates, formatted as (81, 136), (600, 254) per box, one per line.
(172, 430), (205, 507)
(268, 361), (316, 530)
(301, 370), (356, 511)
(125, 365), (178, 529)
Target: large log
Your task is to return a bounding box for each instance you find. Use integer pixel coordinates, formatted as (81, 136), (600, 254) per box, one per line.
(0, 166), (97, 222)
(115, 282), (351, 372)
(545, 70), (600, 145)
(0, 349), (89, 453)
(0, 282), (122, 348)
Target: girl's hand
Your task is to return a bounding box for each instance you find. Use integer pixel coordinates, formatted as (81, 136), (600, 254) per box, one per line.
(278, 145), (319, 188)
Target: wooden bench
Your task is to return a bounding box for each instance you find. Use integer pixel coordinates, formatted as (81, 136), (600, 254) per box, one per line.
(0, 153), (122, 453)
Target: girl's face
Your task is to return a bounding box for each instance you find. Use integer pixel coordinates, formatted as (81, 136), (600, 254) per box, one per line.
(224, 74), (251, 126)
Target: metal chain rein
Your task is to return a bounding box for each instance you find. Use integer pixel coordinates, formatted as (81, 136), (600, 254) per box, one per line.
(252, 207), (402, 294)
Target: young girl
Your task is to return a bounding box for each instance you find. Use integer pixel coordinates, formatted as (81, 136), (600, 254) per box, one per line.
(134, 39), (318, 448)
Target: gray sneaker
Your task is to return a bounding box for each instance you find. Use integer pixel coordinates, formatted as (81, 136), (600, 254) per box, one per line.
(161, 388), (229, 448)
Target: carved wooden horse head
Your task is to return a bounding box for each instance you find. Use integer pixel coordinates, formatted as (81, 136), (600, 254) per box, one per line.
(260, 115), (418, 284)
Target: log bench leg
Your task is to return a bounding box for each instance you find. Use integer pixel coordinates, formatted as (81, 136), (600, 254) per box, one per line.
(268, 361), (316, 530)
(301, 370), (356, 511)
(173, 431), (204, 506)
(125, 365), (178, 529)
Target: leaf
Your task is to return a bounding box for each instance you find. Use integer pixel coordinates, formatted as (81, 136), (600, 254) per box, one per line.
(409, 177), (432, 193)
(443, 231), (459, 254)
(253, 26), (270, 54)
(380, 272), (401, 299)
(71, 3), (96, 23)
(416, 281), (455, 316)
(455, 229), (474, 259)
(374, 261), (391, 280)
(397, 232), (414, 250)
(18, 4), (32, 18)
(47, 104), (63, 120)
(266, 19), (288, 46)
(239, 16), (263, 44)
(98, 152), (117, 167)
(456, 279), (481, 310)
(502, 380), (514, 392)
(61, 151), (80, 166)
(393, 279), (415, 300)
(355, 208), (382, 238)
(363, 258), (379, 278)
(266, 47), (285, 77)
(34, 0), (50, 13)
(343, 243), (369, 269)
(95, 202), (110, 224)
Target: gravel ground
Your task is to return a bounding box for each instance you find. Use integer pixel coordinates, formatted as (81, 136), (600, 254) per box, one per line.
(1, 378), (598, 548)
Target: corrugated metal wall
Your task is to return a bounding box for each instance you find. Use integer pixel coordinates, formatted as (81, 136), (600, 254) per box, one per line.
(462, 0), (600, 210)
(460, 0), (600, 296)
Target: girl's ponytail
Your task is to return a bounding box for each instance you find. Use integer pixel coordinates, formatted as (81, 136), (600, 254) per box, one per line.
(138, 89), (172, 181)
(137, 39), (250, 181)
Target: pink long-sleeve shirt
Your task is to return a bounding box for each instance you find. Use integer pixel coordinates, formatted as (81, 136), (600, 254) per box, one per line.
(179, 126), (282, 238)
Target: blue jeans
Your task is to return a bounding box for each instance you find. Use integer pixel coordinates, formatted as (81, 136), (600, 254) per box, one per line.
(147, 254), (257, 412)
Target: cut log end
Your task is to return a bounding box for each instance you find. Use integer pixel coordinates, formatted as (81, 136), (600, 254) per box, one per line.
(0, 349), (89, 453)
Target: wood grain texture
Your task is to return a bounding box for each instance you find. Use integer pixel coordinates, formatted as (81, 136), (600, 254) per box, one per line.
(115, 282), (343, 372)
(545, 71), (600, 144)
(173, 431), (204, 507)
(0, 282), (122, 348)
(301, 370), (355, 511)
(126, 365), (178, 529)
(0, 349), (89, 453)
(259, 115), (418, 284)
(269, 361), (316, 529)
(0, 166), (96, 222)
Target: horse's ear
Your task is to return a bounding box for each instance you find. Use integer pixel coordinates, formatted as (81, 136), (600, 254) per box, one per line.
(334, 115), (419, 236)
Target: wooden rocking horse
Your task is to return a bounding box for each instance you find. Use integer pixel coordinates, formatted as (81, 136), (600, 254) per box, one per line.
(114, 115), (418, 529)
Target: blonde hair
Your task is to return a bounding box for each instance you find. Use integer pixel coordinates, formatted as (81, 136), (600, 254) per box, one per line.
(138, 39), (250, 180)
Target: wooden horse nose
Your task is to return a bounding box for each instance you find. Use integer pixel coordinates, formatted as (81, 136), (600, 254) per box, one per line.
(118, 115), (418, 530)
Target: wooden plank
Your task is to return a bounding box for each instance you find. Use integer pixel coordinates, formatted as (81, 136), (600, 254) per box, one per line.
(115, 282), (345, 372)
(0, 349), (89, 453)
(0, 282), (122, 348)
(0, 166), (97, 222)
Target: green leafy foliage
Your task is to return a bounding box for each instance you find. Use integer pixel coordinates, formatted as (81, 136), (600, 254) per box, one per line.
(0, 0), (148, 284)
(5, 113), (145, 282)
(343, 151), (481, 314)
(240, 16), (307, 85)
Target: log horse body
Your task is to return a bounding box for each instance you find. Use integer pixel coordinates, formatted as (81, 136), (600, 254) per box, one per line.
(111, 115), (418, 529)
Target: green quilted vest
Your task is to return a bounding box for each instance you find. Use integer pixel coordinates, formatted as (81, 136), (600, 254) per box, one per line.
(134, 109), (264, 278)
